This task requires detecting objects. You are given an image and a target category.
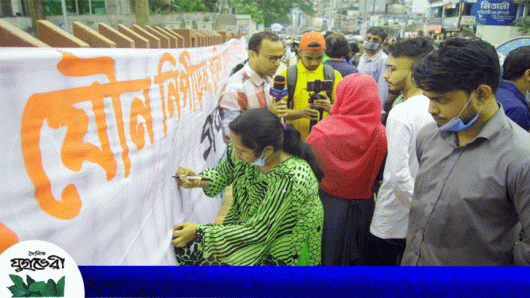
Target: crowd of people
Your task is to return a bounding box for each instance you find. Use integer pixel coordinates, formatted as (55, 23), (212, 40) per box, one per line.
(169, 28), (530, 266)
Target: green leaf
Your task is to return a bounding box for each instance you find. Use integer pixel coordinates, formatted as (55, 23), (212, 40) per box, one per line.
(56, 276), (65, 297)
(9, 275), (26, 290)
(7, 285), (27, 297)
(28, 281), (46, 293)
(47, 279), (57, 292)
(26, 275), (36, 288)
(42, 282), (57, 297)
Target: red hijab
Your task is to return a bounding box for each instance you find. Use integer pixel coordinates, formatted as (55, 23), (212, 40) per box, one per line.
(306, 73), (387, 199)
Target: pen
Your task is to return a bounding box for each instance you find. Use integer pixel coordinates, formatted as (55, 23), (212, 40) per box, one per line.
(173, 175), (212, 182)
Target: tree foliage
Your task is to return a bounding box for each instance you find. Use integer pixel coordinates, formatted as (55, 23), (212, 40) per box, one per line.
(231, 0), (315, 27)
(149, 0), (218, 13)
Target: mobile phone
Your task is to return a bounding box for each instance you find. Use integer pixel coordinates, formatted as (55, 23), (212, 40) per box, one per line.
(173, 175), (211, 182)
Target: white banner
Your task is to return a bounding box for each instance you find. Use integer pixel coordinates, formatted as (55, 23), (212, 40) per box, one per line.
(0, 38), (248, 265)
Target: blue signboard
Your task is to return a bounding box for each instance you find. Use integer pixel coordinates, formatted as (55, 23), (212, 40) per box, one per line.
(471, 0), (517, 26)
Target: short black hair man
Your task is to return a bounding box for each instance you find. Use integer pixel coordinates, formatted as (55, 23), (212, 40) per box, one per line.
(279, 31), (342, 141)
(402, 38), (530, 266)
(496, 45), (530, 131)
(324, 33), (359, 77)
(218, 31), (287, 142)
(369, 37), (435, 266)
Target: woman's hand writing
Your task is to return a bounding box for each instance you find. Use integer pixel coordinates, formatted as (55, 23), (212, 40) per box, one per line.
(175, 167), (197, 188)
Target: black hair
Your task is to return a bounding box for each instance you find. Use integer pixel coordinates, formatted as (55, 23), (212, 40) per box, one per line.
(366, 27), (387, 41)
(325, 33), (350, 59)
(349, 42), (359, 54)
(290, 41), (299, 53)
(502, 46), (530, 81)
(324, 31), (335, 39)
(229, 109), (324, 182)
(412, 37), (500, 94)
(230, 59), (248, 76)
(248, 31), (281, 54)
(387, 36), (435, 67)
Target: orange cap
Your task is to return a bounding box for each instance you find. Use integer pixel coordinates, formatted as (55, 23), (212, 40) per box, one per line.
(299, 32), (326, 50)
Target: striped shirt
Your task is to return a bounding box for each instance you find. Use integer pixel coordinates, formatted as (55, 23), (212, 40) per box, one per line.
(218, 64), (273, 136)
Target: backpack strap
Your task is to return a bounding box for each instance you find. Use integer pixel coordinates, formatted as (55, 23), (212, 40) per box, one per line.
(286, 64), (335, 108)
(286, 65), (298, 109)
(322, 64), (335, 100)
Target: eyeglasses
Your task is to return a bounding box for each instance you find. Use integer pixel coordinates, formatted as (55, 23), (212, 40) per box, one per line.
(259, 53), (284, 63)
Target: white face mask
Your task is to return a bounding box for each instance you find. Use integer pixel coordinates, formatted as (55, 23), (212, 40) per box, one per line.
(363, 40), (381, 52)
(249, 152), (267, 166)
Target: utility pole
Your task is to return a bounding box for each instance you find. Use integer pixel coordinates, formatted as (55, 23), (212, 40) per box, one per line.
(23, 0), (45, 37)
(456, 0), (464, 29)
(135, 0), (150, 27)
(219, 0), (231, 14)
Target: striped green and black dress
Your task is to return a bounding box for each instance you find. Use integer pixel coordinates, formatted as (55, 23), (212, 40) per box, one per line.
(174, 144), (323, 266)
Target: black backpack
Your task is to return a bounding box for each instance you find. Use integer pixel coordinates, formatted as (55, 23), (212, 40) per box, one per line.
(286, 64), (335, 109)
(230, 59), (248, 76)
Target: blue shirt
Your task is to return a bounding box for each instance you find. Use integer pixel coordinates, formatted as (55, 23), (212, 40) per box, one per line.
(358, 50), (389, 113)
(323, 59), (359, 78)
(496, 80), (529, 131)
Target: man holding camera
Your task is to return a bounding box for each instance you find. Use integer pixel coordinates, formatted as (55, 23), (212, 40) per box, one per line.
(279, 31), (342, 141)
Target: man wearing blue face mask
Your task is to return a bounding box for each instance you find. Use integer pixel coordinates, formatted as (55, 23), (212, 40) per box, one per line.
(401, 38), (530, 266)
(496, 46), (530, 131)
(358, 27), (389, 118)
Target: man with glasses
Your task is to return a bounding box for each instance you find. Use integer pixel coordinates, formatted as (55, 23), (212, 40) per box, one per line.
(218, 31), (287, 143)
(279, 31), (342, 141)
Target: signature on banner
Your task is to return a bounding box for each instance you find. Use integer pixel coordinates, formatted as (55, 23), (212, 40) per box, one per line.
(19, 40), (245, 221)
(201, 108), (222, 161)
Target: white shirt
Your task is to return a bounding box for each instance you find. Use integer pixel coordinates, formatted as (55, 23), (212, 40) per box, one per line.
(370, 95), (434, 239)
(357, 50), (389, 113)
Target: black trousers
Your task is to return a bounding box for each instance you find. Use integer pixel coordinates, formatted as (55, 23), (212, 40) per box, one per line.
(319, 189), (375, 266)
(366, 233), (406, 266)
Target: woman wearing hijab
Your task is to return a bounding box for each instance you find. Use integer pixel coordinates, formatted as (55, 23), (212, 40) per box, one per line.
(306, 73), (387, 266)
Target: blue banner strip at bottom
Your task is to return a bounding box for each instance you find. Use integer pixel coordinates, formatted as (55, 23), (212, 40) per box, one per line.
(79, 266), (530, 297)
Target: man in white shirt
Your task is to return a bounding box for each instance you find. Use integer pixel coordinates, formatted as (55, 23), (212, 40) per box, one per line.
(357, 27), (389, 117)
(368, 37), (435, 266)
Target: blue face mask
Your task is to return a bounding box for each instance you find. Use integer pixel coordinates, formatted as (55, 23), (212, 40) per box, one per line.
(526, 82), (530, 103)
(438, 92), (482, 132)
(249, 152), (267, 166)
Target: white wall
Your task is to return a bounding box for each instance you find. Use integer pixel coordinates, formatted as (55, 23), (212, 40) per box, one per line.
(476, 25), (530, 47)
(10, 0), (23, 15)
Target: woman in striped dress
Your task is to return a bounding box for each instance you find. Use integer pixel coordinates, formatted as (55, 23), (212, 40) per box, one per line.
(172, 108), (324, 266)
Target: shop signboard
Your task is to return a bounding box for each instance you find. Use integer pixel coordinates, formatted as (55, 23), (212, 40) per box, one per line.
(443, 17), (459, 28)
(471, 0), (517, 26)
(460, 16), (477, 25)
